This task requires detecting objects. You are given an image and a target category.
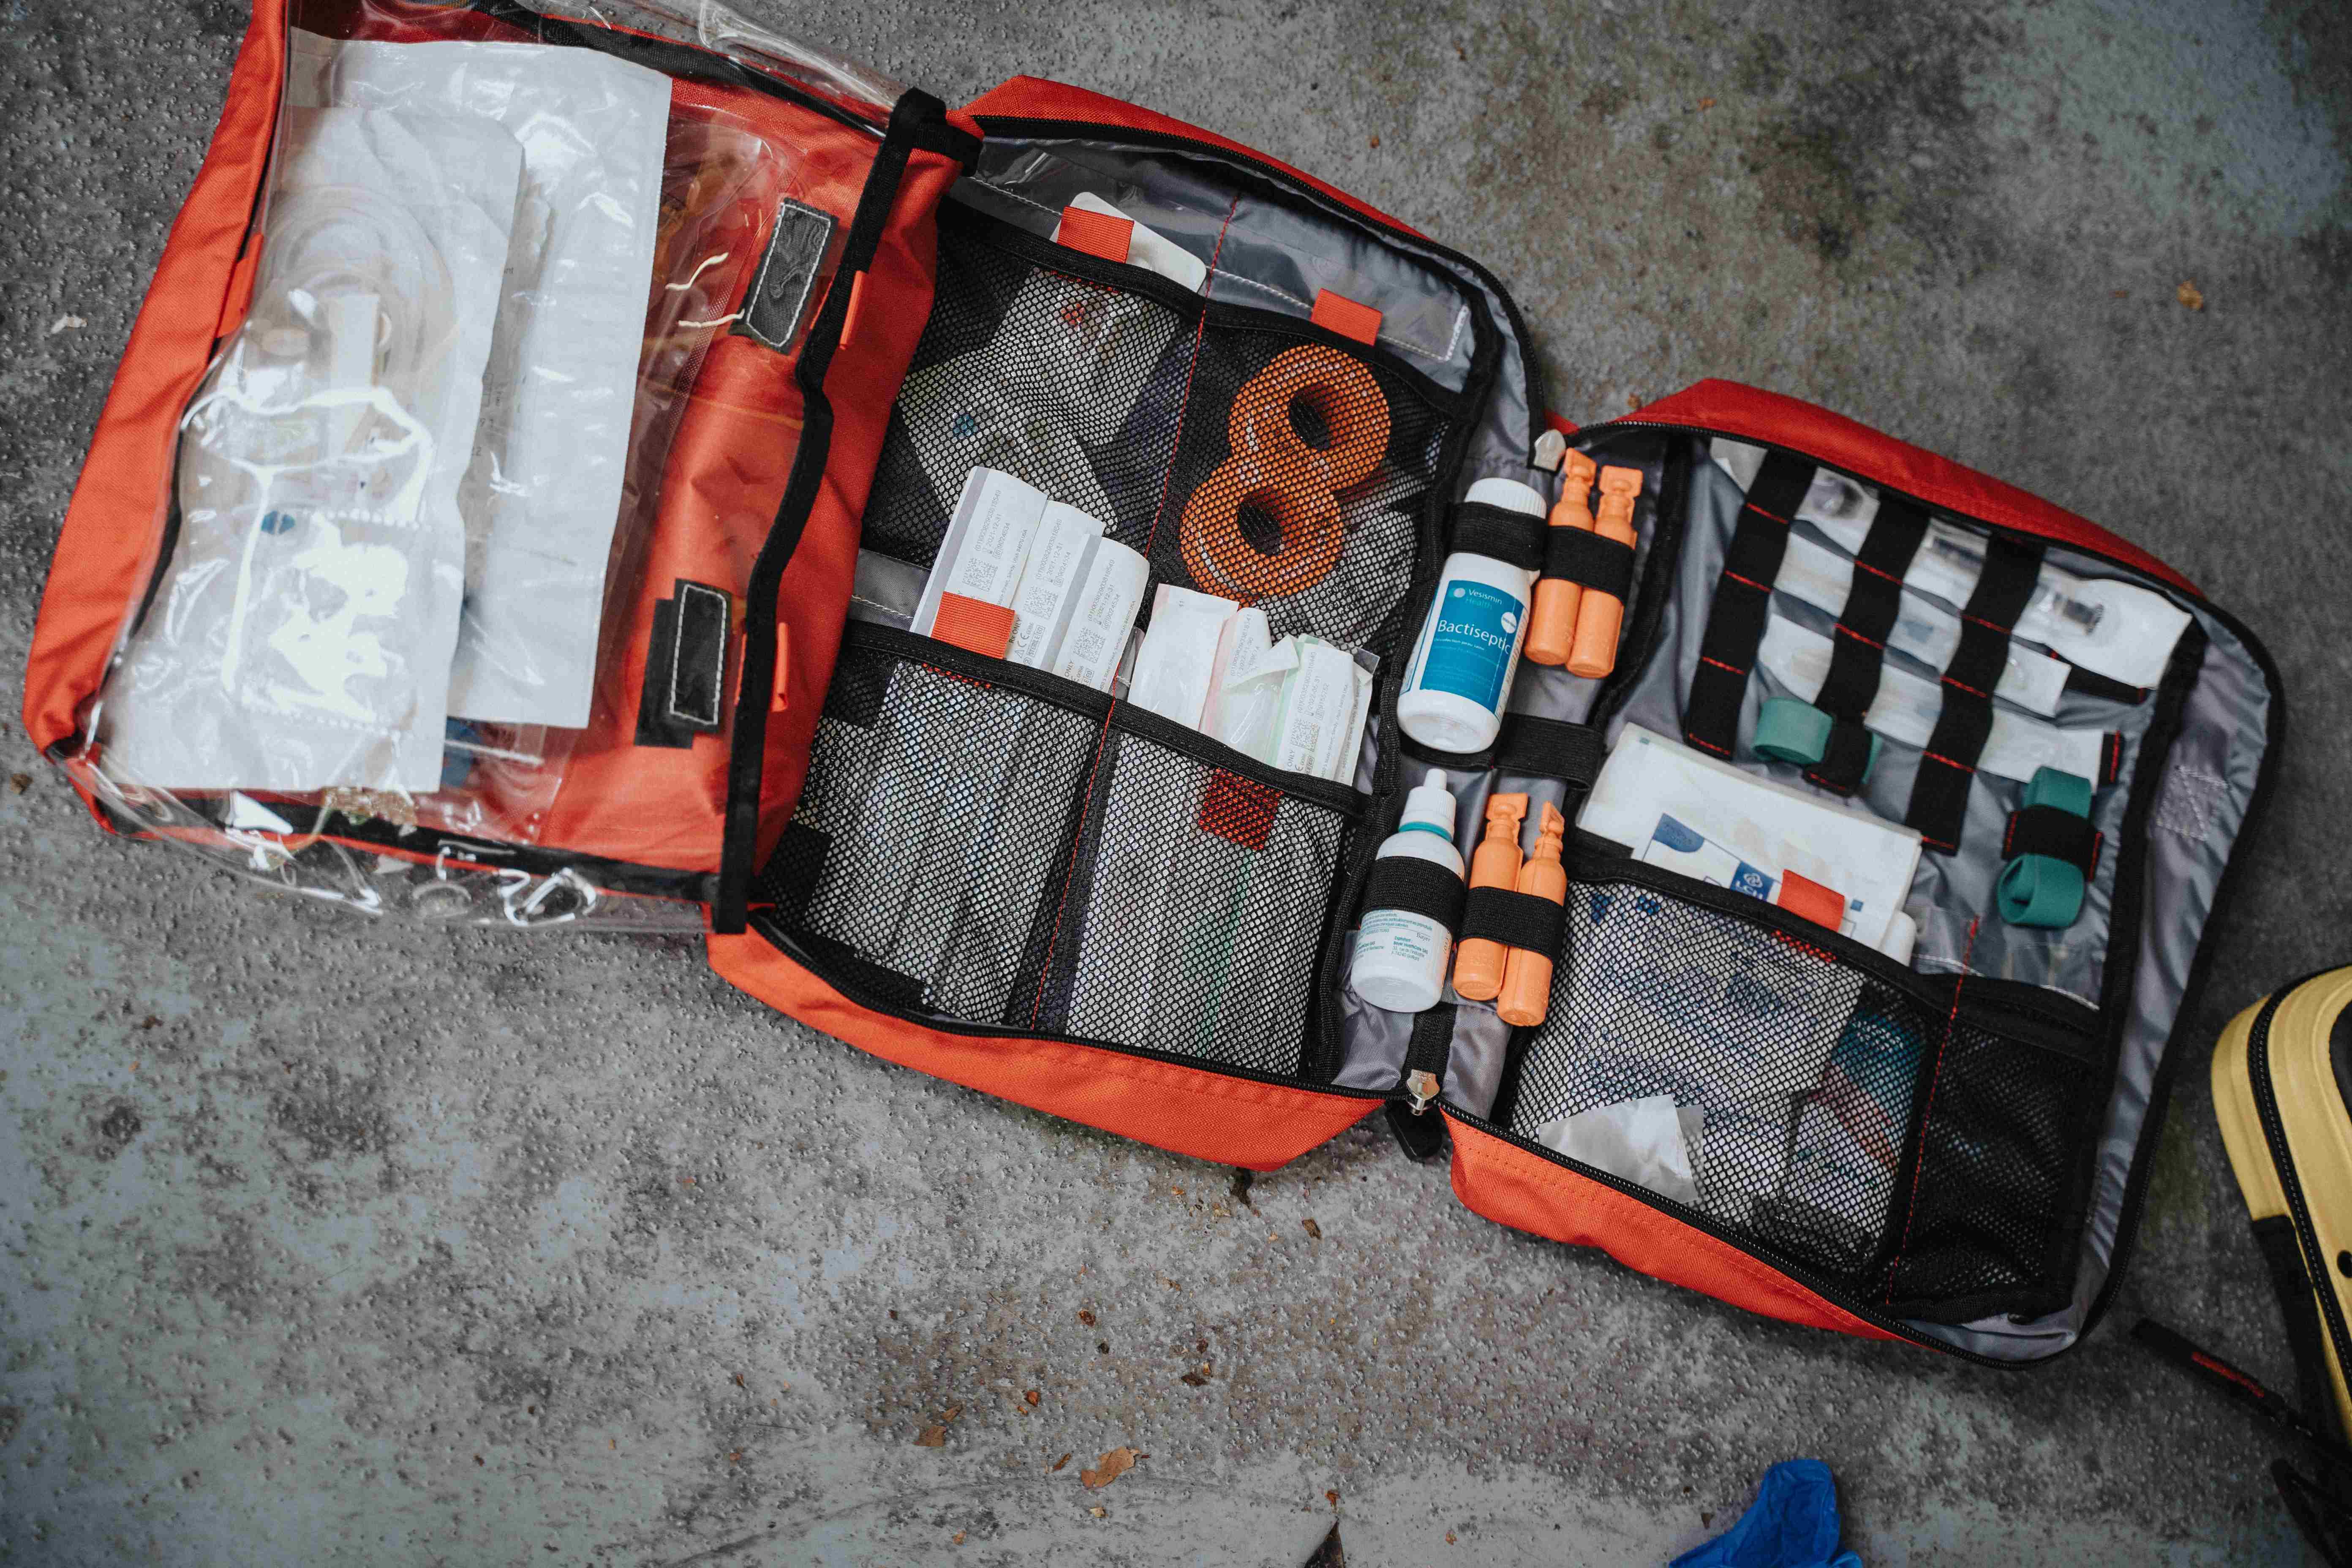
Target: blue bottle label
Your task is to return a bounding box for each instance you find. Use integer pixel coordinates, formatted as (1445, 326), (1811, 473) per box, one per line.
(1417, 580), (1522, 710)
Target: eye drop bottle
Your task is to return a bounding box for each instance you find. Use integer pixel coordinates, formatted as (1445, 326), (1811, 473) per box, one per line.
(1397, 477), (1544, 753)
(1348, 769), (1463, 1014)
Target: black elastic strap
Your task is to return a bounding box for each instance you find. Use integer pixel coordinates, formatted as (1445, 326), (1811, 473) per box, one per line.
(1684, 453), (1813, 760)
(2003, 804), (2102, 874)
(1360, 853), (1467, 934)
(1493, 716), (1606, 788)
(716, 89), (950, 933)
(1457, 886), (1565, 959)
(1449, 501), (1546, 574)
(1805, 498), (1927, 795)
(1905, 534), (2044, 852)
(1403, 1003), (1456, 1099)
(1541, 528), (1635, 600)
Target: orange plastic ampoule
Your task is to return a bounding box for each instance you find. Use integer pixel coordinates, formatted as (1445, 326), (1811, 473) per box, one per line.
(1524, 452), (1597, 667)
(1565, 466), (1644, 678)
(1497, 802), (1567, 1027)
(1450, 792), (1528, 1001)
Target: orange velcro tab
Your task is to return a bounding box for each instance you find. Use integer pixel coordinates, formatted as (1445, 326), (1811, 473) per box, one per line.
(1055, 204), (1135, 264)
(1775, 870), (1847, 931)
(769, 629), (791, 713)
(932, 593), (1018, 659)
(1311, 289), (1382, 346)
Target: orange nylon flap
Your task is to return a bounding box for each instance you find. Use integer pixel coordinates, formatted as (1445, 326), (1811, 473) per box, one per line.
(708, 929), (1380, 1171)
(1445, 1114), (1906, 1343)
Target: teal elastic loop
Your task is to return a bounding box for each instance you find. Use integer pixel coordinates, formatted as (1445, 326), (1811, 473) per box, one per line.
(1998, 855), (2086, 928)
(2023, 765), (2095, 817)
(1755, 697), (1833, 766)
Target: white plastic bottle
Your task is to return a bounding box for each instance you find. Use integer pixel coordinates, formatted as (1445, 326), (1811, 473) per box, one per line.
(1397, 476), (1546, 752)
(1348, 769), (1464, 1013)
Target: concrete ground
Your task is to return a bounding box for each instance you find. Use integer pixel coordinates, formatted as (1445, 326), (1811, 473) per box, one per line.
(3, 0), (2349, 1562)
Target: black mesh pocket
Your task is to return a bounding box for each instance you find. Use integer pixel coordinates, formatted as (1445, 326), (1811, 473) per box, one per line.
(1507, 878), (1942, 1285)
(757, 637), (1101, 1025)
(1031, 721), (1360, 1076)
(865, 211), (1194, 569)
(1159, 324), (1456, 651)
(1878, 1017), (2101, 1321)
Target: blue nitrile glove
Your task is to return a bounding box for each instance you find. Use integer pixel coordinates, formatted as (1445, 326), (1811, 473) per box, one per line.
(1670, 1458), (1862, 1568)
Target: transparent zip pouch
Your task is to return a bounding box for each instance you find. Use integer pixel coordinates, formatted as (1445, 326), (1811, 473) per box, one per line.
(65, 0), (904, 931)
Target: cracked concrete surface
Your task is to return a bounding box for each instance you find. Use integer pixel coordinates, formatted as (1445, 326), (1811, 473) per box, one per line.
(3, 0), (2350, 1562)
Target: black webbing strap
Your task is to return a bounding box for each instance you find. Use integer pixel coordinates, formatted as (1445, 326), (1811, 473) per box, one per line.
(1541, 528), (1636, 601)
(1449, 501), (1546, 574)
(1492, 715), (1606, 789)
(1457, 886), (1566, 960)
(1361, 853), (1467, 934)
(1905, 534), (2044, 852)
(1805, 498), (1928, 795)
(1385, 1002), (1456, 1160)
(2003, 804), (2102, 874)
(1683, 453), (1814, 760)
(1402, 1002), (1456, 1103)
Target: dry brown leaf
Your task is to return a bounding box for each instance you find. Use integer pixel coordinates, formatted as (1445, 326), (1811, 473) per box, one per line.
(8, 774), (30, 794)
(1080, 1447), (1143, 1489)
(1171, 1186), (1185, 1197)
(732, 1373), (745, 1388)
(1699, 97), (1716, 109)
(1369, 134), (1382, 148)
(1024, 1390), (1041, 1406)
(1089, 1506), (1107, 1519)
(2177, 280), (2205, 310)
(1446, 1532), (1457, 1545)
(952, 1533), (966, 1545)
(1180, 1372), (1209, 1388)
(1077, 1309), (1096, 1327)
(914, 1426), (948, 1448)
(940, 1404), (964, 1424)
(1301, 1218), (1322, 1240)
(2112, 289), (2130, 299)
(1051, 1452), (1072, 1472)
(727, 1450), (741, 1465)
(1326, 1489), (1340, 1508)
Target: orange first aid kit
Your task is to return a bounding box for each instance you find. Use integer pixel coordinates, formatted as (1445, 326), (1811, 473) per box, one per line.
(27, 0), (2283, 1365)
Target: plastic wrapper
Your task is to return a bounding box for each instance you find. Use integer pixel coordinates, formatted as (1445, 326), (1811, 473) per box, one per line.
(62, 0), (901, 931)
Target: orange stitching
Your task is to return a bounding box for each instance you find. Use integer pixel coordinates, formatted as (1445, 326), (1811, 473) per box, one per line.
(1699, 655), (1748, 676)
(1723, 570), (1773, 593)
(1922, 751), (1975, 773)
(1835, 624), (1886, 651)
(1939, 673), (1989, 700)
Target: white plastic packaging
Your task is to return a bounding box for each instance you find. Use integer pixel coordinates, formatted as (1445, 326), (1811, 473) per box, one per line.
(287, 28), (674, 730)
(1757, 615), (2115, 785)
(1349, 769), (1463, 1013)
(912, 467), (1049, 637)
(1006, 501), (1105, 667)
(101, 106), (520, 793)
(1202, 608), (1293, 760)
(1397, 477), (1544, 753)
(1127, 585), (1239, 727)
(1710, 439), (2192, 689)
(1273, 636), (1366, 781)
(1052, 191), (1209, 291)
(1048, 539), (1150, 691)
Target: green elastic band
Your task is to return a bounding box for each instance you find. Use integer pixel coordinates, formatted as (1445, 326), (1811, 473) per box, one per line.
(1998, 855), (2086, 928)
(2023, 765), (2095, 816)
(2000, 765), (2096, 928)
(1755, 697), (1834, 765)
(1753, 696), (1880, 781)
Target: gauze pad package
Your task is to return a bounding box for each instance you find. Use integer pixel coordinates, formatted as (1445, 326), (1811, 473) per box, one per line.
(288, 29), (672, 729)
(102, 106), (519, 792)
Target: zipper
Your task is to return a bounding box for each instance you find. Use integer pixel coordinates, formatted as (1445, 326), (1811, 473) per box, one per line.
(2243, 976), (2352, 1396)
(967, 114), (1544, 464)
